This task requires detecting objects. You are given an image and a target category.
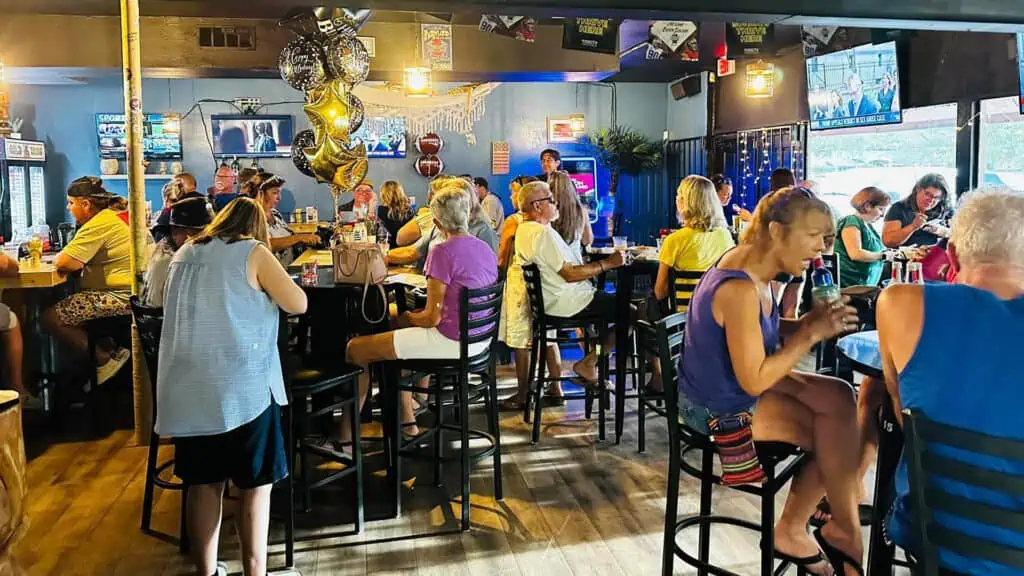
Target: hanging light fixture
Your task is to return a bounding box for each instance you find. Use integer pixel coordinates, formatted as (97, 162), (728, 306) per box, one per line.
(403, 66), (432, 98)
(745, 60), (775, 99)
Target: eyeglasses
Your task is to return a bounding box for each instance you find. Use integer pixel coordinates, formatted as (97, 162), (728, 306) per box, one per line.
(531, 195), (557, 208)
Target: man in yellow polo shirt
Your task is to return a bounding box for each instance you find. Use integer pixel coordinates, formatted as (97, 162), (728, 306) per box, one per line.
(43, 176), (133, 385)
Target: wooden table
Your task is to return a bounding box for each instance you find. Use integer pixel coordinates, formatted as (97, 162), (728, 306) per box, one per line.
(291, 249), (333, 269)
(0, 262), (66, 289)
(289, 222), (328, 235)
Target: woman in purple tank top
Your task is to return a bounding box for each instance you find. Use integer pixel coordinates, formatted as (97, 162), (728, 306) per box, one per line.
(679, 186), (864, 575)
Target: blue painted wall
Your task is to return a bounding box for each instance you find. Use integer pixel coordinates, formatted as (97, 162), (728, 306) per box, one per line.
(11, 78), (673, 229)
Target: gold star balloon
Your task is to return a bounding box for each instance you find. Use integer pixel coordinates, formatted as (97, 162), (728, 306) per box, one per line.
(304, 136), (367, 185)
(304, 80), (352, 145)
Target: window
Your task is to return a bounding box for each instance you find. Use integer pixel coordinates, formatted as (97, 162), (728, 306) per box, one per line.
(807, 103), (957, 219)
(979, 96), (1024, 191)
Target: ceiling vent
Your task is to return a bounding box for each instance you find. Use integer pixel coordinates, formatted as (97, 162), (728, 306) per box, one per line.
(198, 26), (255, 49)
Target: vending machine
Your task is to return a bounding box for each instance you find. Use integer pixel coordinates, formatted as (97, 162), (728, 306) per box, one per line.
(0, 138), (47, 243)
(561, 156), (600, 224)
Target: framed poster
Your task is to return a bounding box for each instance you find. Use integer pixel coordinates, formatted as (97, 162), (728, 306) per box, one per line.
(547, 117), (579, 144)
(421, 23), (453, 71)
(562, 18), (618, 54)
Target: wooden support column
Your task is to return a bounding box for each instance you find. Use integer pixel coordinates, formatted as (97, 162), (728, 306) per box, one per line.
(120, 0), (151, 445)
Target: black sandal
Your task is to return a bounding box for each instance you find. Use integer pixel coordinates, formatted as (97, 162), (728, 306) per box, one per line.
(812, 528), (864, 576)
(761, 539), (832, 575)
(810, 497), (832, 528)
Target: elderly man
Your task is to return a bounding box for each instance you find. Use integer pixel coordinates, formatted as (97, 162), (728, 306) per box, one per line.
(515, 181), (623, 383)
(877, 189), (1024, 574)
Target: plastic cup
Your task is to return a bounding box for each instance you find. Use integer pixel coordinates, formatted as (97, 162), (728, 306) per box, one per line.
(612, 236), (627, 251)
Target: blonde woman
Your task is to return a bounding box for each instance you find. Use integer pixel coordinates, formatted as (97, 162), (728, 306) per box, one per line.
(654, 175), (735, 311)
(376, 180), (414, 248)
(156, 196), (307, 576)
(498, 176), (538, 273)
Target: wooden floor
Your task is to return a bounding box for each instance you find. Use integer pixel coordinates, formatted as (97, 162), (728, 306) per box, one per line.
(7, 365), (882, 576)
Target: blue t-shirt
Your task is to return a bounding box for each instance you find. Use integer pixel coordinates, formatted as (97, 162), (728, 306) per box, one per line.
(888, 283), (1024, 574)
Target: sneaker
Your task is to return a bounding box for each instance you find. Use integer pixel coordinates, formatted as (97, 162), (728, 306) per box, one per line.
(216, 561), (229, 576)
(96, 348), (130, 385)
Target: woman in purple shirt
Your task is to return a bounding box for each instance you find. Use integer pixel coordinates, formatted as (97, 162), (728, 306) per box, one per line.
(679, 187), (863, 575)
(340, 179), (498, 445)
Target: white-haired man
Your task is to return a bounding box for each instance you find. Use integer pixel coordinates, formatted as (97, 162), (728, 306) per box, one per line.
(877, 189), (1024, 574)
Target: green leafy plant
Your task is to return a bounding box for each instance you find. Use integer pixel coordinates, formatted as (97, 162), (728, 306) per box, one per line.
(582, 126), (663, 197)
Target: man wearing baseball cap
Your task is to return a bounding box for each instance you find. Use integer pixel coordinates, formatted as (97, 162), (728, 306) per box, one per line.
(142, 197), (214, 308)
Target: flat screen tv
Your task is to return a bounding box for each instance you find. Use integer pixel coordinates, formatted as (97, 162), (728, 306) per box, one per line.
(350, 117), (407, 159)
(806, 41), (902, 131)
(211, 115), (294, 158)
(96, 113), (183, 160)
(1017, 32), (1024, 113)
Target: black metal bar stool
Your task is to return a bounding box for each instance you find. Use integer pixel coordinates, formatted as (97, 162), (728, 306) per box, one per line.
(129, 297), (189, 553)
(84, 312), (133, 436)
(380, 282), (504, 530)
(521, 263), (609, 444)
(652, 312), (811, 576)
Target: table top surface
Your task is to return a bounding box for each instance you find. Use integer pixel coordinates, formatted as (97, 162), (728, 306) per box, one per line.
(0, 261), (67, 289)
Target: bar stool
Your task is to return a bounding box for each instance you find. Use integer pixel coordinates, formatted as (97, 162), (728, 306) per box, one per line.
(129, 297), (189, 553)
(652, 312), (811, 576)
(380, 282), (504, 531)
(521, 264), (609, 444)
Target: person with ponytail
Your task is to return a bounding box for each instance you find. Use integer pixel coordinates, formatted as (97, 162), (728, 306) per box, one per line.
(678, 186), (864, 574)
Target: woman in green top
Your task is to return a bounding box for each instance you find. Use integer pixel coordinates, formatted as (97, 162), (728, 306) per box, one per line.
(835, 186), (891, 287)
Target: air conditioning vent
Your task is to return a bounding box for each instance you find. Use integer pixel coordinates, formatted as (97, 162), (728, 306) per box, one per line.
(198, 26), (255, 49)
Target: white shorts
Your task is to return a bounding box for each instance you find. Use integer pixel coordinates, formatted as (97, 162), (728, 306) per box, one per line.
(392, 326), (490, 360)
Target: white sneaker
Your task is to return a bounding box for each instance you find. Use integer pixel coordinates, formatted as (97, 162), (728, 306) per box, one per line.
(96, 348), (130, 385)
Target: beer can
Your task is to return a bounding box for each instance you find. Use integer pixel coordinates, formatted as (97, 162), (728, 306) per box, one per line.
(293, 209), (304, 224)
(891, 261), (904, 284)
(301, 261), (318, 287)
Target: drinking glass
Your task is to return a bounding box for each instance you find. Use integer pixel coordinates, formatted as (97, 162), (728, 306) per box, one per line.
(612, 236), (627, 251)
(655, 237), (664, 252)
(377, 229), (390, 255)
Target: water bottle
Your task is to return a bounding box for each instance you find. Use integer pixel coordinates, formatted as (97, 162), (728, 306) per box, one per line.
(810, 256), (840, 304)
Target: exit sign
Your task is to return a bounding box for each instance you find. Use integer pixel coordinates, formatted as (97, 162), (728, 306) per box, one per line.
(717, 58), (736, 77)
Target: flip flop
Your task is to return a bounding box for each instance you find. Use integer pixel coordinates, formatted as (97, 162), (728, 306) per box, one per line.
(813, 528), (864, 576)
(809, 497), (832, 528)
(761, 539), (833, 576)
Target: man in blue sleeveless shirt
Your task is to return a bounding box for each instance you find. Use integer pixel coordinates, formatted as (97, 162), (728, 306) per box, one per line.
(878, 189), (1024, 574)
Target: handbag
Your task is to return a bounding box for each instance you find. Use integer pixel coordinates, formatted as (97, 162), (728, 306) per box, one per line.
(707, 411), (766, 486)
(332, 242), (388, 324)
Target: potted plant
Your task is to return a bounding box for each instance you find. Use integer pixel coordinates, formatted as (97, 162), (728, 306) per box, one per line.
(583, 125), (663, 198)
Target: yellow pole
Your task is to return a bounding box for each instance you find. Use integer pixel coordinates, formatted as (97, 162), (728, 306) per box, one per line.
(120, 0), (151, 445)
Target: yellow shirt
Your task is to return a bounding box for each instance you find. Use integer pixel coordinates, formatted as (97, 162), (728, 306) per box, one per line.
(61, 208), (132, 292)
(658, 226), (734, 312)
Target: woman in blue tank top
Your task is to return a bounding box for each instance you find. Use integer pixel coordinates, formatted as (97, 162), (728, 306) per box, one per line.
(679, 186), (864, 575)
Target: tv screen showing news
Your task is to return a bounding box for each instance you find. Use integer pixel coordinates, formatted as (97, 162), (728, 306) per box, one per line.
(806, 41), (902, 131)
(211, 115), (294, 158)
(96, 113), (183, 160)
(350, 117), (407, 159)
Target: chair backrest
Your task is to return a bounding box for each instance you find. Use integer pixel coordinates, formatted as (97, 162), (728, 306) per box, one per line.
(521, 263), (547, 325)
(668, 268), (706, 314)
(903, 408), (1024, 574)
(654, 313), (687, 393)
(129, 296), (163, 413)
(459, 280), (505, 359)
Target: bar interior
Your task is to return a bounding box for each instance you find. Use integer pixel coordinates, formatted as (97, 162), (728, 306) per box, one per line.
(0, 2), (1022, 575)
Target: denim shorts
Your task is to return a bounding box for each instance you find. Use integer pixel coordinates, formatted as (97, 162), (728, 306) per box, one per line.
(678, 393), (756, 436)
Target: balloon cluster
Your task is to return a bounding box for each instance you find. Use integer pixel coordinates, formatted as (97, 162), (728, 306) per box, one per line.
(279, 8), (372, 196)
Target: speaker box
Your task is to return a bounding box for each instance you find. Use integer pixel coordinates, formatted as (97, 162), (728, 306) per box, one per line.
(670, 74), (702, 100)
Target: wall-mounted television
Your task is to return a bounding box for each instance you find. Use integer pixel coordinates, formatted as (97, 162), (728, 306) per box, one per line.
(96, 113), (183, 160)
(1017, 32), (1024, 113)
(806, 41), (902, 131)
(211, 115), (294, 158)
(351, 117), (407, 159)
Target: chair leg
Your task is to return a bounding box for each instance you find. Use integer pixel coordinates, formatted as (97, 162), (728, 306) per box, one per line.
(698, 449), (714, 576)
(597, 334), (608, 443)
(459, 374), (471, 531)
(487, 365), (503, 500)
(388, 368), (402, 519)
(284, 403), (295, 569)
(179, 483), (190, 553)
(531, 334), (546, 444)
(638, 359), (647, 454)
(141, 431), (160, 531)
(523, 343), (538, 424)
(351, 393), (364, 533)
(761, 469), (776, 576)
(662, 434), (681, 576)
(298, 399), (312, 513)
(614, 329), (627, 444)
(433, 376), (444, 487)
